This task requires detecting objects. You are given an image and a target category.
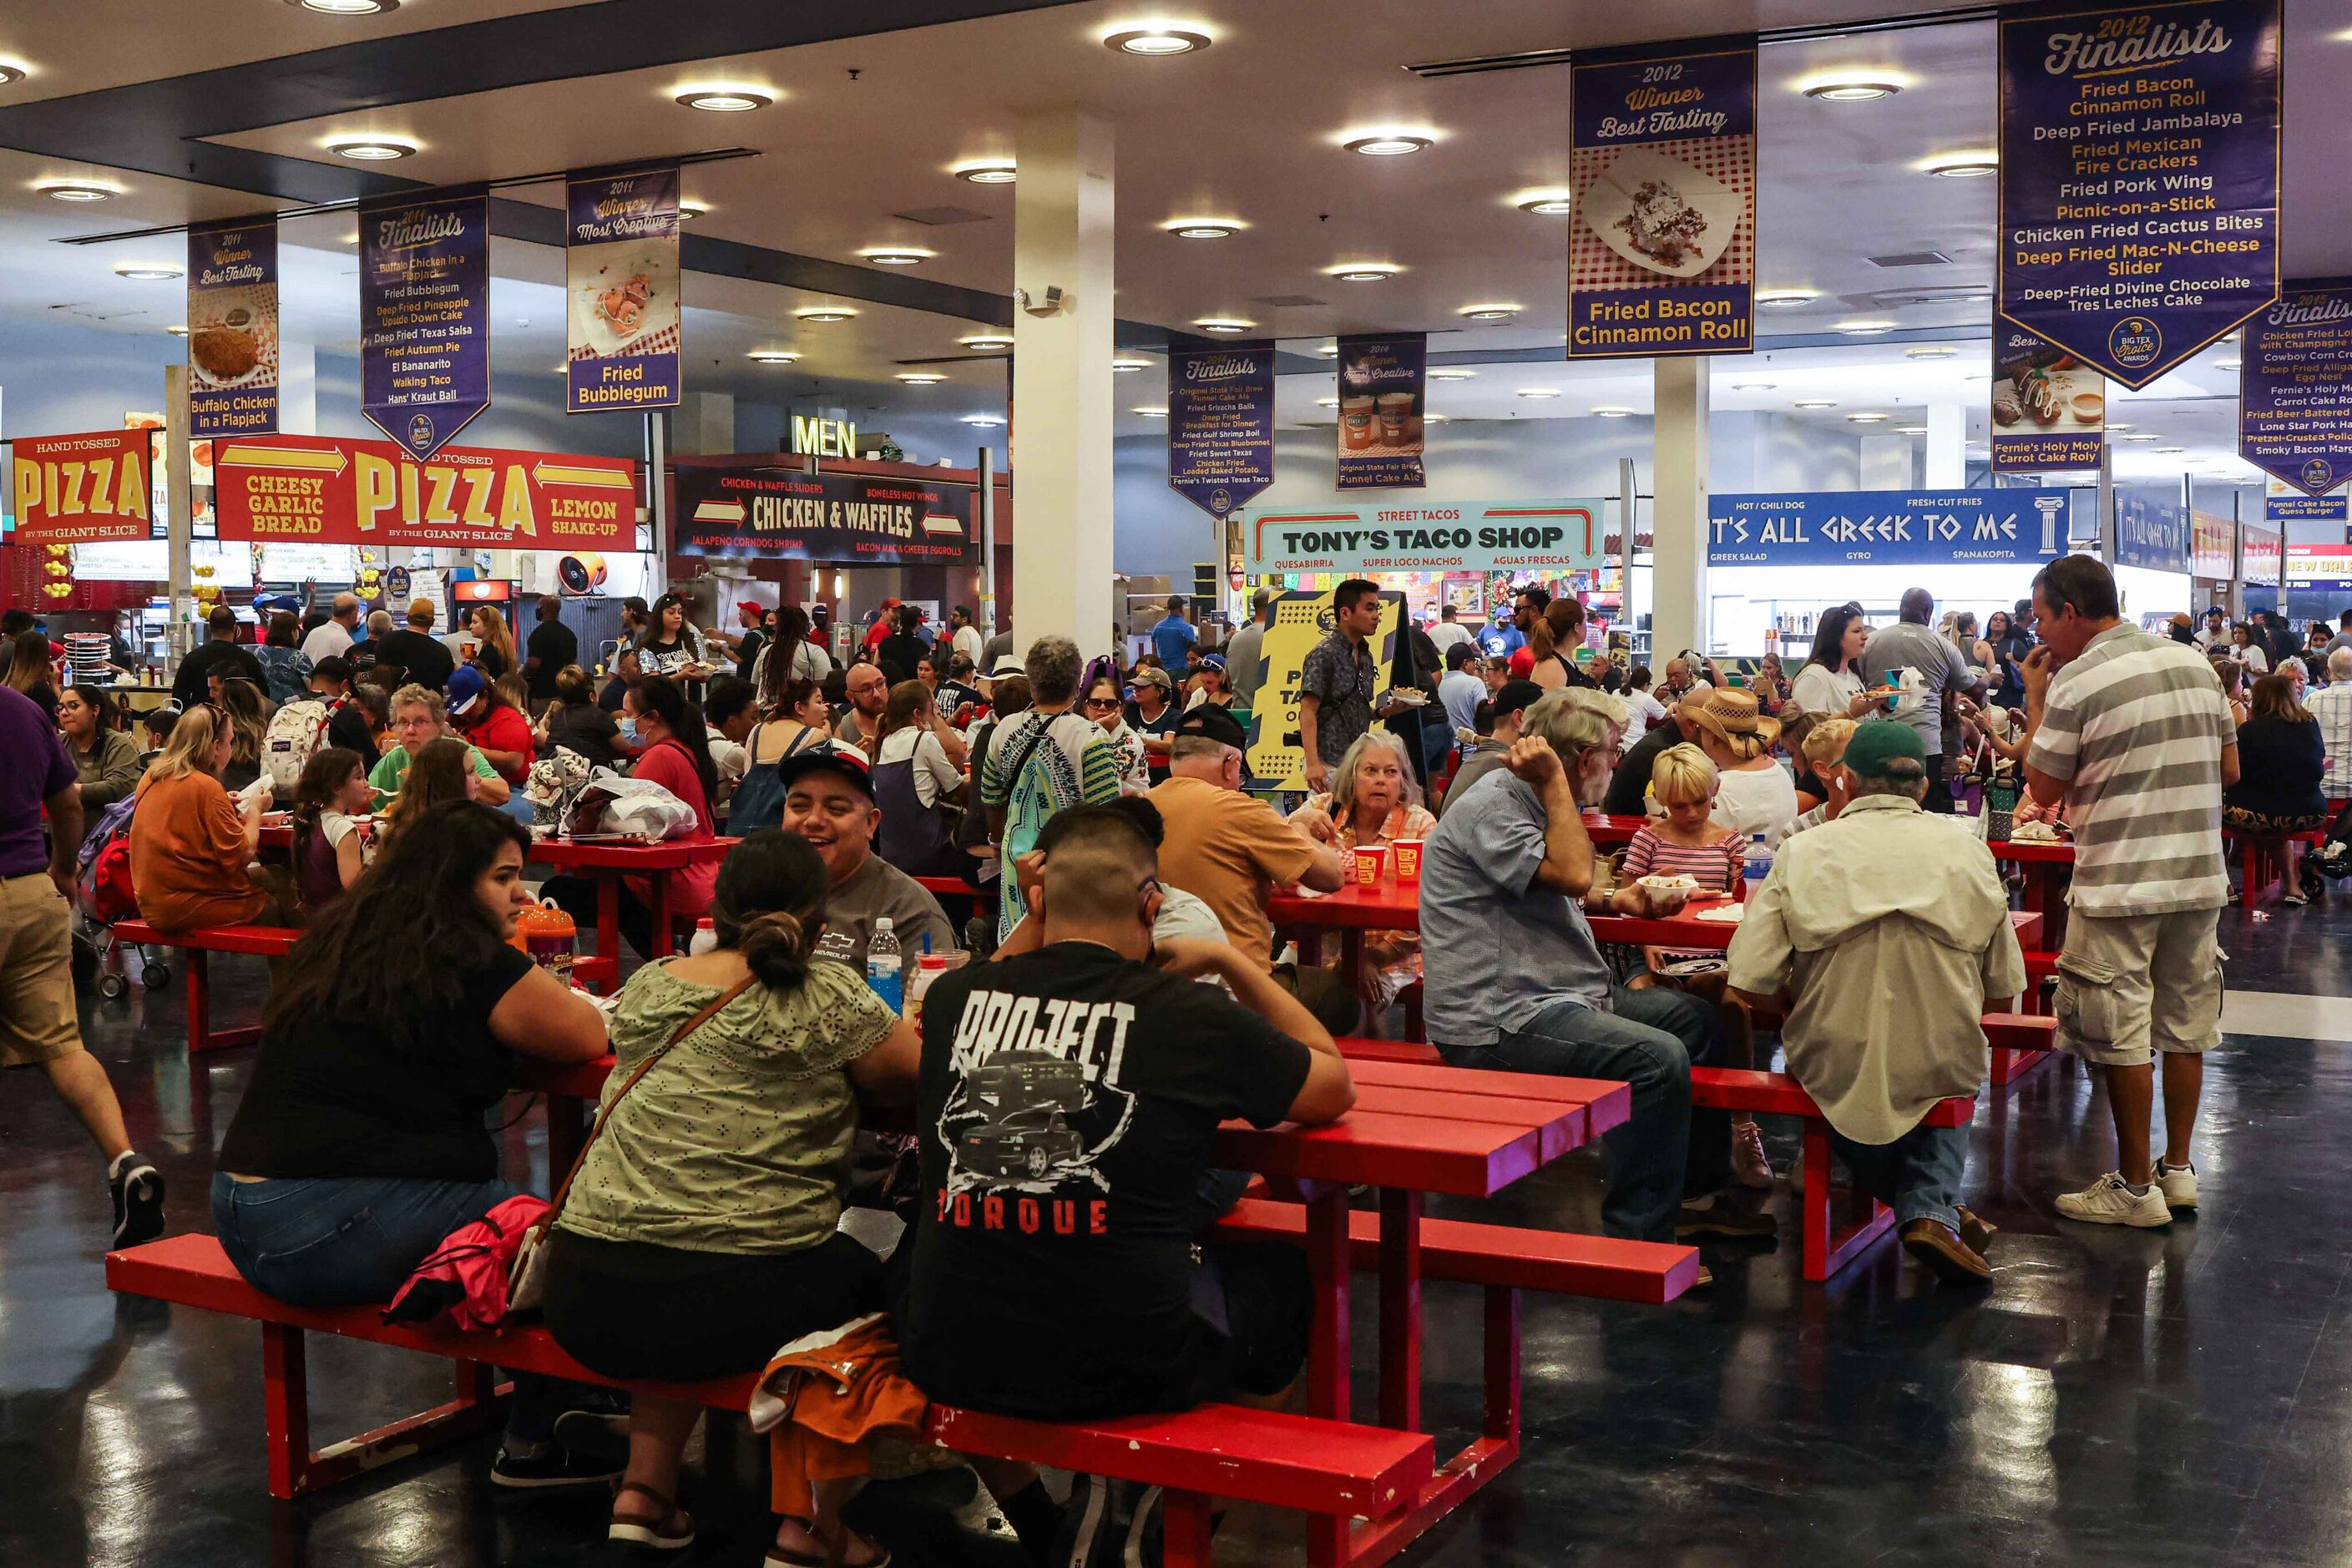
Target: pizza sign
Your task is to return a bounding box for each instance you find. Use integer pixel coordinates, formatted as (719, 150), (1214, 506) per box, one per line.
(9, 430), (154, 543)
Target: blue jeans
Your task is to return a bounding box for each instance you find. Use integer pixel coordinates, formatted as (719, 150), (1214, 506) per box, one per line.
(496, 791), (537, 827)
(1439, 985), (1726, 1243)
(1831, 1122), (1967, 1232)
(210, 1172), (561, 1442)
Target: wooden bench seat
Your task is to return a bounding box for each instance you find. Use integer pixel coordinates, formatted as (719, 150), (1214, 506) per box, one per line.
(111, 918), (297, 1054)
(107, 1234), (1434, 1562)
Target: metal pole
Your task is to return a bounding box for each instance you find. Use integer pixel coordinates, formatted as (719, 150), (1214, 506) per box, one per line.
(978, 443), (999, 640)
(643, 411), (669, 600)
(165, 365), (194, 640)
(2097, 445), (2117, 564)
(1617, 456), (1637, 656)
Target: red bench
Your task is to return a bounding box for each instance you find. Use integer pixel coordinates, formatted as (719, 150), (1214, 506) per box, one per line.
(107, 1233), (1433, 1563)
(2226, 827), (2324, 909)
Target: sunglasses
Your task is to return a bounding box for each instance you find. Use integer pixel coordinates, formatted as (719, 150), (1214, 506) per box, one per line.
(1083, 696), (1122, 711)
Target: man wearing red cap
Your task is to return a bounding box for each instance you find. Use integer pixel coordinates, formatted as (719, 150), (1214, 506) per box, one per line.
(708, 599), (767, 675)
(863, 599), (901, 656)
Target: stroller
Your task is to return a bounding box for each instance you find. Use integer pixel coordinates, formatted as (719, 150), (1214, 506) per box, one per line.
(70, 794), (169, 1002)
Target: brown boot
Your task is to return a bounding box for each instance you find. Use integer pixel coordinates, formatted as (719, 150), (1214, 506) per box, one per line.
(1901, 1218), (1992, 1284)
(1954, 1205), (1997, 1256)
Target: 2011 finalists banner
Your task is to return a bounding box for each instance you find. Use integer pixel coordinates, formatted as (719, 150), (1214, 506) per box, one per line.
(1708, 490), (2072, 568)
(1997, 0), (2283, 388)
(2241, 278), (2352, 494)
(566, 164), (681, 414)
(1334, 335), (1424, 490)
(1568, 33), (1756, 359)
(360, 184), (491, 461)
(186, 215), (278, 438)
(1168, 341), (1273, 519)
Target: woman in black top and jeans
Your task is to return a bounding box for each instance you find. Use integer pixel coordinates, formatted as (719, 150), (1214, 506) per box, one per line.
(2226, 675), (2328, 898)
(210, 802), (615, 1486)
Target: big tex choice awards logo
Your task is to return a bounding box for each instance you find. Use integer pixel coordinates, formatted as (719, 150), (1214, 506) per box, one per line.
(2108, 316), (2162, 371)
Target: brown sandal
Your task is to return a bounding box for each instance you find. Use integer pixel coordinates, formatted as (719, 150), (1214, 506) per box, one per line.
(609, 1481), (695, 1551)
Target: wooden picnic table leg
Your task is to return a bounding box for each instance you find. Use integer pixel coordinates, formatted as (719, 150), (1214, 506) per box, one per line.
(1377, 1187), (1422, 1433)
(1303, 1182), (1353, 1568)
(648, 869), (675, 958)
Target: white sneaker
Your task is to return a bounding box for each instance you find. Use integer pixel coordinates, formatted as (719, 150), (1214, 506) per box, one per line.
(2055, 1171), (2172, 1227)
(2157, 1161), (2198, 1211)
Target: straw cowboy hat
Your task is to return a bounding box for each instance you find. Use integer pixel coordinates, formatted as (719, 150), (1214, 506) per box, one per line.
(1683, 685), (1781, 760)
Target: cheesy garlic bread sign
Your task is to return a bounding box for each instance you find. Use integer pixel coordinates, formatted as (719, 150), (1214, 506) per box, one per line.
(213, 436), (635, 550)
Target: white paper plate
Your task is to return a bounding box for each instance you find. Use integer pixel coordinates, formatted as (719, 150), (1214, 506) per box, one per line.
(1580, 146), (1742, 280)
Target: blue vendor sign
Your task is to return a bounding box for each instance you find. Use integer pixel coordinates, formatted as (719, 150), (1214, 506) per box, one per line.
(1708, 491), (2074, 568)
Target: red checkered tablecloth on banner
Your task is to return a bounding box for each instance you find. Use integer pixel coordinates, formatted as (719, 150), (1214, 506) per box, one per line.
(569, 320), (683, 362)
(1569, 134), (1755, 293)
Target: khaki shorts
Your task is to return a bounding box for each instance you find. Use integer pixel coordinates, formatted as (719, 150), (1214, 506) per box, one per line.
(2053, 907), (2223, 1069)
(0, 873), (83, 1068)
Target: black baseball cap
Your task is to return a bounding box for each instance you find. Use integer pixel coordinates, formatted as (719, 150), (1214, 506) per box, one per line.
(1172, 706), (1249, 751)
(775, 744), (875, 801)
(1491, 679), (1545, 720)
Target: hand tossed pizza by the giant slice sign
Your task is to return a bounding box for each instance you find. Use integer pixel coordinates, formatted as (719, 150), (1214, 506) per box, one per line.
(212, 436), (635, 550)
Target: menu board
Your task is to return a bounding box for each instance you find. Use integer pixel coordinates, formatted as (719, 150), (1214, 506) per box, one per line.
(1242, 588), (1406, 792)
(1991, 321), (2106, 470)
(1168, 342), (1273, 520)
(2240, 278), (2352, 495)
(214, 436), (634, 551)
(1568, 33), (1756, 359)
(185, 215), (278, 438)
(566, 164), (682, 414)
(1242, 498), (1604, 576)
(2263, 473), (2348, 524)
(2286, 542), (2352, 588)
(359, 185), (491, 460)
(1997, 0), (2283, 387)
(8, 430), (154, 543)
(1707, 490), (2072, 568)
(1334, 334), (1424, 490)
(672, 465), (978, 564)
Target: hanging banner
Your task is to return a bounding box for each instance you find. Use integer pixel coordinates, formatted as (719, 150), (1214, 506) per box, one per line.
(1567, 33), (1756, 359)
(2240, 278), (2352, 495)
(1991, 321), (2106, 469)
(359, 184), (491, 461)
(2191, 509), (2235, 577)
(566, 164), (681, 415)
(2112, 485), (2192, 573)
(1996, 0), (2283, 389)
(672, 464), (978, 564)
(8, 430), (154, 543)
(2263, 473), (2348, 524)
(1242, 498), (1606, 576)
(1334, 334), (1425, 490)
(1242, 588), (1407, 792)
(1168, 341), (1273, 519)
(2243, 518), (2281, 584)
(185, 215), (279, 439)
(1708, 490), (2072, 568)
(213, 436), (634, 551)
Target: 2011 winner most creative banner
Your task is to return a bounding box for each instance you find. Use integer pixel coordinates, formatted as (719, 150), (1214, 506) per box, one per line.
(360, 184), (491, 461)
(566, 164), (681, 415)
(1997, 0), (2282, 388)
(1167, 341), (1272, 519)
(1334, 335), (1424, 490)
(1568, 33), (1756, 359)
(2242, 279), (2352, 495)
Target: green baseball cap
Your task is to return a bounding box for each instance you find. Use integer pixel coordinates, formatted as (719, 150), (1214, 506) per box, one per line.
(1843, 719), (1926, 778)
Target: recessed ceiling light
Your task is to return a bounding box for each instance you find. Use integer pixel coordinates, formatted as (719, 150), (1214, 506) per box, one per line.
(746, 350), (802, 364)
(327, 136), (417, 160)
(2107, 422), (2133, 432)
(38, 180), (115, 202)
(1591, 405), (1635, 418)
(896, 372), (946, 384)
(1326, 263), (1400, 282)
(1894, 424), (1929, 435)
(1516, 387), (1561, 400)
(1102, 23), (1212, 55)
(1460, 304), (1520, 321)
(1315, 396), (1340, 407)
(677, 200), (708, 220)
(2123, 432), (2161, 442)
(1315, 342), (1340, 357)
(964, 414), (1009, 428)
(1343, 129), (1438, 157)
(953, 159), (1016, 185)
(1729, 381), (1777, 392)
(290, 0), (397, 12)
(165, 325), (190, 337)
(0, 61), (26, 87)
(1756, 290), (1818, 307)
(1193, 316), (1254, 335)
(1428, 368), (1476, 381)
(857, 245), (934, 266)
(675, 86), (773, 113)
(1164, 217), (1242, 240)
(1513, 190), (1576, 215)
(794, 306), (857, 323)
(1794, 398), (1837, 409)
(2217, 357), (2241, 370)
(1837, 321), (1895, 336)
(2218, 331), (2238, 344)
(2152, 445), (2186, 453)
(340, 230), (360, 245)
(1130, 406), (1170, 417)
(1847, 412), (1889, 423)
(1111, 357), (1151, 372)
(1905, 345), (1959, 359)
(960, 333), (1014, 352)
(1923, 153), (1998, 178)
(1802, 76), (1902, 101)
(1424, 412), (1450, 424)
(112, 261), (183, 281)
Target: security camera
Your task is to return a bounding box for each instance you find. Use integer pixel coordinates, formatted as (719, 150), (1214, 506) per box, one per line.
(1017, 286), (1069, 316)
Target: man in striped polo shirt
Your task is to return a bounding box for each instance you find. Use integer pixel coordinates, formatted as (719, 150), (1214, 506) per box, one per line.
(2019, 555), (2238, 1227)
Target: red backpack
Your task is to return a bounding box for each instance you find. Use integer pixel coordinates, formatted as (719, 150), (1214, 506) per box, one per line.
(78, 792), (142, 924)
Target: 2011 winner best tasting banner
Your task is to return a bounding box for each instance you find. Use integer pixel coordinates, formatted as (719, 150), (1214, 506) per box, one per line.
(1997, 0), (2281, 387)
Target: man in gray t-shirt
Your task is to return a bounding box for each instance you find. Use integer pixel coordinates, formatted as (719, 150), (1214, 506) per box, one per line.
(1857, 588), (1982, 813)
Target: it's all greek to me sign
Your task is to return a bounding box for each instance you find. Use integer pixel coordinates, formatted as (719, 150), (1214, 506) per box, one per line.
(1997, 0), (2282, 387)
(1708, 491), (2072, 568)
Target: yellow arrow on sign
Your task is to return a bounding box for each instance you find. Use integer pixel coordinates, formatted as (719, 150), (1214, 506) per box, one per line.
(218, 444), (348, 475)
(533, 463), (633, 489)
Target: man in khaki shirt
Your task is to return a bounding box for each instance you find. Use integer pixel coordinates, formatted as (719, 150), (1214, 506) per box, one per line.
(1727, 722), (2024, 1283)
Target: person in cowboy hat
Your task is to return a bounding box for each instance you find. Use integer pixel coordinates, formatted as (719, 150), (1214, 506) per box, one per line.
(1681, 685), (1798, 847)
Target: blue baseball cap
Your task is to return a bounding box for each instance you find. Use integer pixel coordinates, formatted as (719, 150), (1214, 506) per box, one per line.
(445, 664), (488, 717)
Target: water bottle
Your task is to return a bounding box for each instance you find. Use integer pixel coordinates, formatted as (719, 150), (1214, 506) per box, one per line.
(815, 931), (857, 969)
(866, 917), (904, 1014)
(1740, 832), (1773, 902)
(687, 918), (717, 958)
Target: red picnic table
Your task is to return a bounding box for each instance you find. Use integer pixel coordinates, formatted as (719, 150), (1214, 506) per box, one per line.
(527, 834), (738, 961)
(1582, 812), (1648, 847)
(513, 1048), (1633, 1568)
(1986, 837), (2074, 950)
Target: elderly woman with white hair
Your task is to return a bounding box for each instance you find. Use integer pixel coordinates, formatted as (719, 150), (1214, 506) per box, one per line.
(1289, 731), (1437, 1021)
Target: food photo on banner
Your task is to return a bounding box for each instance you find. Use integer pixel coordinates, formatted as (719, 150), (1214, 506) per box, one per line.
(1996, 0), (2282, 387)
(1707, 490), (2073, 567)
(1167, 341), (1274, 520)
(671, 464), (979, 564)
(1567, 32), (1756, 358)
(1334, 334), (1426, 489)
(8, 430), (155, 542)
(1242, 586), (1407, 791)
(1991, 321), (2105, 470)
(566, 163), (682, 414)
(1240, 498), (1606, 577)
(2241, 278), (2352, 495)
(185, 215), (278, 439)
(359, 183), (492, 460)
(211, 436), (635, 551)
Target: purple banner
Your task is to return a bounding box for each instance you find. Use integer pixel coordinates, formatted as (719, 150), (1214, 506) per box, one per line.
(359, 184), (490, 460)
(1997, 0), (2282, 389)
(567, 164), (681, 415)
(1168, 341), (1273, 519)
(1335, 334), (1424, 491)
(2242, 278), (2352, 495)
(1991, 318), (2107, 471)
(1568, 33), (1755, 359)
(186, 215), (278, 439)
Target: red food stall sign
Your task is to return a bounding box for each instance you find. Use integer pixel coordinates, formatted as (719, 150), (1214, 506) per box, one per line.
(8, 430), (154, 543)
(214, 436), (635, 550)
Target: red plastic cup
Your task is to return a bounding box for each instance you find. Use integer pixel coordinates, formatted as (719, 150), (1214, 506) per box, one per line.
(1392, 838), (1424, 882)
(1352, 843), (1388, 885)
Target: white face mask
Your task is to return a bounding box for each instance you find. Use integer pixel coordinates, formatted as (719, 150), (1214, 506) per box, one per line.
(619, 716), (641, 745)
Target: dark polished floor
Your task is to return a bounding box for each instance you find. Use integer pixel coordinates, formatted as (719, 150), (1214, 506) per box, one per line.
(8, 899), (2352, 1567)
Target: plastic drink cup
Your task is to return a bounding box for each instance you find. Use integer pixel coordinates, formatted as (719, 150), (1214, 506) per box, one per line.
(1392, 838), (1424, 881)
(1352, 843), (1388, 885)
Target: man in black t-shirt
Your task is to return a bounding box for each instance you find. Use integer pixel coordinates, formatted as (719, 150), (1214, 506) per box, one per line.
(521, 595), (577, 711)
(902, 807), (1354, 1424)
(373, 598), (456, 692)
(1603, 703), (1703, 817)
(171, 605), (266, 709)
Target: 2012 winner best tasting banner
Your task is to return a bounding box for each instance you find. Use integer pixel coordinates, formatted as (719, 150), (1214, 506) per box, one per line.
(1997, 0), (2281, 388)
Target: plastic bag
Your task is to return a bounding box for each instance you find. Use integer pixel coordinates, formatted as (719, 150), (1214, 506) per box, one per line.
(564, 766), (698, 840)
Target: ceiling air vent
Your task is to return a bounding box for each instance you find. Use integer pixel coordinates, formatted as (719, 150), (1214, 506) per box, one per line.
(891, 206), (993, 226)
(1867, 250), (1954, 268)
(1250, 294), (1328, 309)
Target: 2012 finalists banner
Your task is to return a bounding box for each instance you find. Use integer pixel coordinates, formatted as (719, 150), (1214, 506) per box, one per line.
(360, 184), (491, 461)
(1568, 33), (1756, 359)
(566, 164), (681, 414)
(1334, 334), (1424, 490)
(186, 215), (278, 438)
(1168, 341), (1273, 518)
(2241, 279), (2352, 494)
(1997, 0), (2282, 388)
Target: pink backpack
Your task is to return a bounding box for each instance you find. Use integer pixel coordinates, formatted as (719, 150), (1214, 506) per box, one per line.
(382, 1195), (551, 1332)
